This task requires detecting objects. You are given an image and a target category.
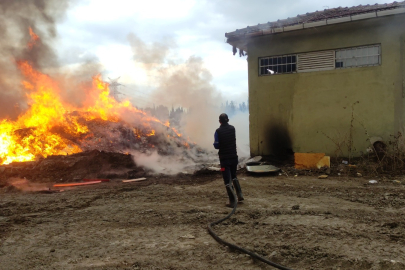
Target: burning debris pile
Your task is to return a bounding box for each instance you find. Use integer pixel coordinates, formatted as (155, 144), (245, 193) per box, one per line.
(0, 28), (213, 186)
(0, 59), (195, 166)
(77, 114), (192, 155)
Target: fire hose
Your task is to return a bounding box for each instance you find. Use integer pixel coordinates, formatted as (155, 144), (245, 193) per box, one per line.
(207, 189), (294, 270)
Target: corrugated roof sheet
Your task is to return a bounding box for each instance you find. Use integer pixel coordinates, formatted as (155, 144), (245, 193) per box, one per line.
(225, 1), (405, 38)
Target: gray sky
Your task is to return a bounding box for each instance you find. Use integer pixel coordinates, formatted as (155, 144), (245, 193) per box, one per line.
(55, 0), (391, 107)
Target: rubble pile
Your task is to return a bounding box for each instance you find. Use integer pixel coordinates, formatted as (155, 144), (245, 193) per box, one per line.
(0, 113), (217, 188)
(0, 150), (147, 187)
(50, 112), (196, 155)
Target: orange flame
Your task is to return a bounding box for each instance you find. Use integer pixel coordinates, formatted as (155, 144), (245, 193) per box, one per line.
(0, 61), (87, 164)
(28, 27), (39, 49)
(0, 64), (186, 165)
(171, 127), (182, 137)
(0, 29), (190, 165)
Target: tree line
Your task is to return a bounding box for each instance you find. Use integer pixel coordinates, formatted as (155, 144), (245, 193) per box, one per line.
(138, 101), (248, 127)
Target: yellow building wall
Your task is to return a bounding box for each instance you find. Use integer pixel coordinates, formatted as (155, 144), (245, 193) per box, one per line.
(248, 14), (405, 157)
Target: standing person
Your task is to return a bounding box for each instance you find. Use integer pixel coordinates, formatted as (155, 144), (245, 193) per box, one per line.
(213, 113), (244, 208)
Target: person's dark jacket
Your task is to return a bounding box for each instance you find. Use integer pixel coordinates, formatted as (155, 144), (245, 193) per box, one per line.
(213, 123), (238, 160)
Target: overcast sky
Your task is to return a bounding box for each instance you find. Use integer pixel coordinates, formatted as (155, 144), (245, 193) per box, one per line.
(55, 0), (391, 108)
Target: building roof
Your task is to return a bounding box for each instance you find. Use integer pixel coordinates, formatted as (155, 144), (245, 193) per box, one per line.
(225, 1), (405, 42)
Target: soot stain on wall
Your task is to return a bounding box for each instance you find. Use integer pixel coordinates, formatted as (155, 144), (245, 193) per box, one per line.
(264, 122), (294, 162)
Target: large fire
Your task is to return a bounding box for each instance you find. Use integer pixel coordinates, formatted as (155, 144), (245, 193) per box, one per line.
(0, 29), (186, 165)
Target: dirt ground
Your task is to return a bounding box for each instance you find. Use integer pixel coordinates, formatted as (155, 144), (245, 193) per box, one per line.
(1, 172), (405, 270)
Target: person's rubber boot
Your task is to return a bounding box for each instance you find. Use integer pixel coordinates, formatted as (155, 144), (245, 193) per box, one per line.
(232, 178), (244, 202)
(225, 184), (237, 208)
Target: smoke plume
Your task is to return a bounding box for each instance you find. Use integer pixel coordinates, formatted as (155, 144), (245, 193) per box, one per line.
(132, 150), (197, 175)
(127, 33), (251, 158)
(128, 33), (176, 67)
(153, 56), (225, 149)
(7, 178), (50, 192)
(128, 33), (227, 150)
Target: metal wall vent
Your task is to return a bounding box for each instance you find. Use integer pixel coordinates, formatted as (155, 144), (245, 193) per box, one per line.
(297, 50), (335, 72)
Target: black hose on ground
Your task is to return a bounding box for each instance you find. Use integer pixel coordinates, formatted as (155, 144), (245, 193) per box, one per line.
(207, 189), (294, 270)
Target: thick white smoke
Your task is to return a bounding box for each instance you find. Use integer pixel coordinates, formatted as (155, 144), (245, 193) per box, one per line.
(127, 33), (250, 159)
(231, 111), (250, 158)
(131, 150), (197, 175)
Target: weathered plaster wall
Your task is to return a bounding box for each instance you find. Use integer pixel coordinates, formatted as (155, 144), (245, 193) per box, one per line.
(247, 14), (405, 157)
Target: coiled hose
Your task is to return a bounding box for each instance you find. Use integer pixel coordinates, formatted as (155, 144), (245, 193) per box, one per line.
(207, 189), (294, 270)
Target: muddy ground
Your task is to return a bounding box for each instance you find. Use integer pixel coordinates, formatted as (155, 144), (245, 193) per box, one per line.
(1, 172), (405, 270)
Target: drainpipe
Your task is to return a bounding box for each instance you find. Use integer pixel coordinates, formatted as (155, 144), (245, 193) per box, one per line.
(401, 35), (405, 136)
(402, 35), (405, 98)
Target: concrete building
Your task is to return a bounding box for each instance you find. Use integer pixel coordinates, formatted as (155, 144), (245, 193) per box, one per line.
(225, 2), (405, 158)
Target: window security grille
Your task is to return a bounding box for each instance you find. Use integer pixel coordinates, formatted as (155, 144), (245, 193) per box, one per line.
(297, 50), (335, 72)
(258, 44), (381, 76)
(335, 45), (380, 68)
(259, 55), (296, 75)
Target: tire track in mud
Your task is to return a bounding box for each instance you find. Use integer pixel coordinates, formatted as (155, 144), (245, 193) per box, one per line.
(1, 174), (405, 269)
(213, 176), (405, 269)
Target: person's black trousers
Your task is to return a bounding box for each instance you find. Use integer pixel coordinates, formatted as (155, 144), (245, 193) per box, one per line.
(220, 157), (238, 185)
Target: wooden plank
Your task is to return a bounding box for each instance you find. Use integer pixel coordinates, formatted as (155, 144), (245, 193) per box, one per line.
(122, 178), (147, 183)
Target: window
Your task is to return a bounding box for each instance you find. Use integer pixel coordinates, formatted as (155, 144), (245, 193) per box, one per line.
(259, 54), (296, 75)
(259, 44), (381, 76)
(335, 45), (380, 68)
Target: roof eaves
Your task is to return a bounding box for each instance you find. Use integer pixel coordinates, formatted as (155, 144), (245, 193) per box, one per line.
(225, 1), (405, 40)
